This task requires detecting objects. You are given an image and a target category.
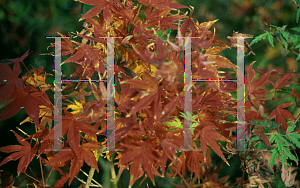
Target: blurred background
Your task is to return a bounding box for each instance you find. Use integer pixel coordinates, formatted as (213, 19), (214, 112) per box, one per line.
(0, 0), (299, 187)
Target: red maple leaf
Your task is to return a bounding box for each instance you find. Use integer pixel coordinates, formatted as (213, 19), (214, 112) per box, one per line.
(0, 62), (24, 101)
(269, 73), (294, 100)
(0, 85), (51, 127)
(5, 50), (30, 65)
(268, 103), (295, 133)
(45, 143), (101, 185)
(121, 72), (162, 117)
(173, 150), (204, 182)
(138, 0), (188, 10)
(118, 140), (161, 186)
(0, 131), (37, 174)
(75, 0), (123, 25)
(42, 110), (99, 159)
(195, 125), (230, 165)
(253, 125), (271, 149)
(246, 61), (271, 99)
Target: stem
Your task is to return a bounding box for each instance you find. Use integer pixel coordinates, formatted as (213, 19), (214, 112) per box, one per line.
(45, 168), (53, 185)
(276, 37), (300, 57)
(294, 112), (300, 125)
(21, 60), (30, 73)
(80, 169), (103, 188)
(25, 172), (42, 185)
(178, 171), (191, 188)
(272, 88), (277, 100)
(271, 93), (293, 101)
(292, 0), (297, 6)
(83, 151), (103, 188)
(29, 167), (40, 183)
(76, 176), (100, 187)
(85, 168), (96, 188)
(133, 3), (142, 24)
(39, 157), (45, 187)
(248, 95), (259, 112)
(265, 101), (277, 108)
(110, 158), (118, 188)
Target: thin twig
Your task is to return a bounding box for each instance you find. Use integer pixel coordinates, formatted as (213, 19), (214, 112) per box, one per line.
(265, 101), (277, 108)
(39, 157), (45, 187)
(45, 167), (53, 185)
(248, 95), (259, 112)
(85, 168), (96, 188)
(16, 127), (36, 141)
(75, 176), (100, 187)
(271, 93), (293, 101)
(178, 171), (191, 188)
(28, 167), (40, 184)
(294, 112), (300, 125)
(25, 172), (42, 185)
(81, 152), (103, 188)
(80, 169), (102, 187)
(133, 3), (142, 24)
(292, 0), (298, 6)
(276, 37), (300, 57)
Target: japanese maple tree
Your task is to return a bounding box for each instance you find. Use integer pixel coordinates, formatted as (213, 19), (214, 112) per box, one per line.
(0, 0), (300, 187)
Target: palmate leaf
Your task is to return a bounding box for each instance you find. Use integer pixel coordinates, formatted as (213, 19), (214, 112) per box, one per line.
(249, 32), (268, 46)
(195, 126), (230, 165)
(268, 103), (295, 133)
(42, 110), (99, 159)
(45, 143), (101, 185)
(0, 85), (52, 127)
(287, 123), (296, 133)
(164, 116), (199, 132)
(291, 26), (300, 32)
(287, 132), (300, 149)
(267, 32), (274, 47)
(0, 62), (24, 102)
(0, 131), (38, 174)
(164, 117), (181, 128)
(268, 129), (300, 170)
(270, 148), (278, 170)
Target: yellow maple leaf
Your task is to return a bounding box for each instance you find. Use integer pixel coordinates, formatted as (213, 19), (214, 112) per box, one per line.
(24, 73), (51, 91)
(129, 61), (157, 77)
(20, 105), (53, 128)
(67, 100), (83, 115)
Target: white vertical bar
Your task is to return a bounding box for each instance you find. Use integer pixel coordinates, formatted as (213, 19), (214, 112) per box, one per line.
(106, 37), (116, 151)
(228, 36), (252, 151)
(184, 37), (193, 150)
(236, 37), (246, 151)
(46, 37), (70, 151)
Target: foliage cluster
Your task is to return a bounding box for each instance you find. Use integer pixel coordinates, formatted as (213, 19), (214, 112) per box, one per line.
(0, 0), (300, 187)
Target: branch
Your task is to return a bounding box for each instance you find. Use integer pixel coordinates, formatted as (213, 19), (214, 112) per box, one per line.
(292, 0), (297, 6)
(85, 168), (96, 188)
(82, 151), (103, 188)
(178, 171), (191, 188)
(75, 176), (100, 187)
(110, 156), (118, 188)
(294, 112), (300, 125)
(80, 169), (103, 188)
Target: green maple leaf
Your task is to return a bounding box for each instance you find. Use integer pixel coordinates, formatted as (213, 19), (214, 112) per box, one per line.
(164, 112), (199, 132)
